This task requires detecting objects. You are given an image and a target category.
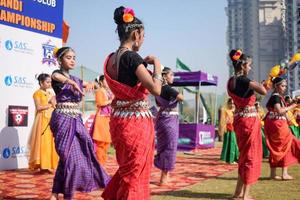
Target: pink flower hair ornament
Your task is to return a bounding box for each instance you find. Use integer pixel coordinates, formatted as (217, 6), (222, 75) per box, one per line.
(123, 7), (135, 23)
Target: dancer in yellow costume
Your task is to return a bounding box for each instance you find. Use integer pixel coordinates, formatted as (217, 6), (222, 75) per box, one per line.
(255, 102), (269, 158)
(285, 95), (300, 139)
(220, 98), (239, 164)
(28, 73), (58, 171)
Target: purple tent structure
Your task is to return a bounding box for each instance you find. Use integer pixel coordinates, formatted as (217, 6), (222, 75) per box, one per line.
(172, 71), (218, 151)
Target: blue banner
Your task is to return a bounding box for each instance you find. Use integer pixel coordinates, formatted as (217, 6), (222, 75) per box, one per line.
(0, 0), (63, 38)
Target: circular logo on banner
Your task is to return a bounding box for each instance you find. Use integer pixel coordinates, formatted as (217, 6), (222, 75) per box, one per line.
(5, 40), (13, 51)
(4, 76), (13, 86)
(3, 148), (11, 159)
(14, 114), (23, 125)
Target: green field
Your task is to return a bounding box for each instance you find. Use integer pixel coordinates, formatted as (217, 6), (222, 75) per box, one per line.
(152, 160), (300, 200)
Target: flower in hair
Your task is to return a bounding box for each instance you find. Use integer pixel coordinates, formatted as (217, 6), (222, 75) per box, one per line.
(232, 49), (242, 61)
(123, 7), (135, 23)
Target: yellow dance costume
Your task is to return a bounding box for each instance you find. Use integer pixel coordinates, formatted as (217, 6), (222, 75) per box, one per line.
(28, 89), (58, 170)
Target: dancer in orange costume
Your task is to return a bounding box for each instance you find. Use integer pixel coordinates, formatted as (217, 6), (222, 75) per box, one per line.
(92, 75), (113, 164)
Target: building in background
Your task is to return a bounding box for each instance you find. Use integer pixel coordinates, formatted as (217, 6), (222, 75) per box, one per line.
(285, 0), (300, 94)
(258, 0), (286, 81)
(226, 0), (258, 76)
(226, 0), (285, 83)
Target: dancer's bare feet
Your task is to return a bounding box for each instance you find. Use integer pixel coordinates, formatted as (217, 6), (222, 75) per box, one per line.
(232, 195), (242, 199)
(49, 193), (58, 200)
(270, 175), (282, 180)
(159, 177), (169, 186)
(159, 171), (169, 186)
(243, 195), (255, 200)
(282, 174), (294, 181)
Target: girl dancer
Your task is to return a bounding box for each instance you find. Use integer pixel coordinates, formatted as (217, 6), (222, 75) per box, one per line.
(50, 47), (109, 200)
(154, 67), (184, 185)
(227, 49), (267, 200)
(101, 6), (162, 200)
(28, 73), (58, 172)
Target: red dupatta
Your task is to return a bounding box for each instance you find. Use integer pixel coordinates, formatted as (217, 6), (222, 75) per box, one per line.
(101, 53), (154, 200)
(265, 94), (293, 163)
(227, 77), (262, 185)
(103, 53), (149, 101)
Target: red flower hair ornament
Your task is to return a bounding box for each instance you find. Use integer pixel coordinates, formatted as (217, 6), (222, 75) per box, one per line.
(232, 49), (242, 61)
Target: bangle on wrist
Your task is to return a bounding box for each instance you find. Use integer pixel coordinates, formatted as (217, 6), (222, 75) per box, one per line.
(153, 74), (163, 82)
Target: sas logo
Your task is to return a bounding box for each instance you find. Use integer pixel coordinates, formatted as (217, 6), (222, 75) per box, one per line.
(4, 39), (34, 54)
(1, 146), (27, 159)
(42, 39), (57, 66)
(2, 148), (11, 159)
(3, 75), (34, 88)
(4, 75), (13, 86)
(5, 40), (13, 50)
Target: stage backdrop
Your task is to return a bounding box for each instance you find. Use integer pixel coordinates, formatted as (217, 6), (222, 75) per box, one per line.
(0, 0), (63, 170)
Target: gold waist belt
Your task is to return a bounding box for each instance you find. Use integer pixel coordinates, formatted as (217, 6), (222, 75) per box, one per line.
(267, 111), (286, 120)
(112, 100), (152, 118)
(56, 102), (81, 117)
(235, 106), (258, 118)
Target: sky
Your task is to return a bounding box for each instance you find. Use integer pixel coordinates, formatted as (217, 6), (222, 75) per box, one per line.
(64, 0), (228, 94)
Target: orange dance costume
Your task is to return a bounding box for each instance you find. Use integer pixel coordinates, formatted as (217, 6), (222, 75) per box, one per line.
(92, 88), (113, 164)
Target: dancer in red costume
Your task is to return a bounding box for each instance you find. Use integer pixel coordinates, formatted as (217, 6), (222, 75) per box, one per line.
(101, 6), (162, 200)
(264, 77), (300, 180)
(227, 49), (267, 200)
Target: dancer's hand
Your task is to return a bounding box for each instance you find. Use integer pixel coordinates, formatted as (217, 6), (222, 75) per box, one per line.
(144, 55), (159, 65)
(84, 82), (95, 93)
(49, 96), (57, 108)
(69, 79), (85, 96)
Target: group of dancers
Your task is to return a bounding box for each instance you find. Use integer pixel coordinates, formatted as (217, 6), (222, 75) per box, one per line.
(27, 6), (183, 200)
(25, 5), (300, 200)
(220, 49), (300, 200)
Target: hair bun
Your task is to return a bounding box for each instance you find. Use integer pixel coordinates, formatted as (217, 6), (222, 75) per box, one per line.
(114, 6), (125, 25)
(272, 77), (284, 84)
(229, 49), (242, 62)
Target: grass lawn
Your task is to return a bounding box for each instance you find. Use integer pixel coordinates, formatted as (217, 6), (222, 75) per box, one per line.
(152, 160), (300, 200)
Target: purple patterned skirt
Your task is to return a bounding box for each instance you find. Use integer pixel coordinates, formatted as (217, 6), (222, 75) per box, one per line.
(154, 114), (179, 171)
(50, 111), (110, 199)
